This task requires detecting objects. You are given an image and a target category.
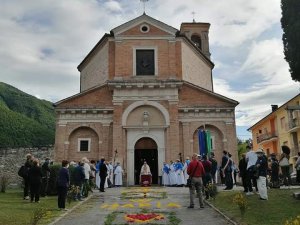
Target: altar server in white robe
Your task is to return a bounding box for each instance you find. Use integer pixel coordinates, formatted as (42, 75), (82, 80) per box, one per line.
(175, 159), (185, 186)
(114, 162), (123, 187)
(169, 160), (177, 186)
(104, 162), (109, 188)
(162, 162), (170, 186)
(107, 161), (114, 187)
(183, 157), (191, 185)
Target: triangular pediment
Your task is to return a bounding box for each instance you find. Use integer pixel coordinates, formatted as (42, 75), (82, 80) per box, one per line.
(54, 84), (113, 109)
(179, 82), (239, 108)
(111, 14), (178, 37)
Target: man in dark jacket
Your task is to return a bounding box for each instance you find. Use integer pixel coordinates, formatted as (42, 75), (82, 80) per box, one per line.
(57, 160), (70, 210)
(187, 153), (205, 209)
(73, 162), (85, 200)
(209, 153), (218, 183)
(270, 153), (280, 188)
(256, 149), (268, 200)
(23, 154), (33, 200)
(238, 153), (248, 192)
(28, 159), (42, 203)
(99, 158), (107, 192)
(41, 158), (51, 197)
(202, 155), (212, 200)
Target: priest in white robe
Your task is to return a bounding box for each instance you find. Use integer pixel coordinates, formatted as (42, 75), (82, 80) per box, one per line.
(140, 161), (152, 186)
(114, 162), (123, 187)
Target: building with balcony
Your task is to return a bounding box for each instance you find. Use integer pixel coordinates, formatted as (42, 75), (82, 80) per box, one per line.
(248, 94), (300, 162)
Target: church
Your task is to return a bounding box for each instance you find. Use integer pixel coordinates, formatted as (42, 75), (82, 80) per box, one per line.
(54, 13), (238, 185)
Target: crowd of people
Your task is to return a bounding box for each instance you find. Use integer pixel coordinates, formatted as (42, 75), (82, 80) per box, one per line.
(19, 146), (300, 211)
(19, 154), (124, 210)
(161, 154), (218, 188)
(176, 145), (300, 209)
(19, 154), (51, 202)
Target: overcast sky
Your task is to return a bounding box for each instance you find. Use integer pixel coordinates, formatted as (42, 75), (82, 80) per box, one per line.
(0, 0), (299, 140)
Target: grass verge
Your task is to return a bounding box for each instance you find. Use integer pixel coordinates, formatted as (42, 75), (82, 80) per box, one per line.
(209, 188), (300, 225)
(0, 189), (77, 225)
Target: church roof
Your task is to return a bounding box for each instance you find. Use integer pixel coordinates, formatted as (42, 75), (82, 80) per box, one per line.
(54, 83), (109, 107)
(77, 13), (214, 71)
(182, 81), (239, 106)
(77, 33), (111, 71)
(111, 13), (178, 36)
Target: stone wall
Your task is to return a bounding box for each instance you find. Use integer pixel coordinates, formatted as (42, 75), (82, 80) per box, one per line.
(0, 146), (54, 187)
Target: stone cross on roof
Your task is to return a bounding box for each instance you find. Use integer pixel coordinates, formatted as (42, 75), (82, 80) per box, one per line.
(140, 0), (149, 14)
(192, 11), (196, 22)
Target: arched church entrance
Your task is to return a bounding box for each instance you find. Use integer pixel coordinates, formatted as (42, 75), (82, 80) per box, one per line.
(134, 137), (158, 185)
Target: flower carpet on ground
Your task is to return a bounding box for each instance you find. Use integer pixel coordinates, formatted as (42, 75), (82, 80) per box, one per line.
(124, 213), (165, 223)
(121, 187), (166, 199)
(100, 198), (181, 211)
(107, 211), (180, 225)
(103, 187), (181, 225)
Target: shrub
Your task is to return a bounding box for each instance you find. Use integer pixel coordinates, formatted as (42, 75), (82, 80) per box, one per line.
(47, 164), (77, 195)
(29, 208), (50, 225)
(47, 164), (61, 195)
(233, 193), (247, 216)
(67, 185), (80, 205)
(204, 183), (218, 200)
(285, 215), (300, 225)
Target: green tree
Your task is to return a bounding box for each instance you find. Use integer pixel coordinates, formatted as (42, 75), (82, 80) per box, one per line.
(281, 0), (300, 82)
(0, 82), (55, 148)
(237, 139), (250, 160)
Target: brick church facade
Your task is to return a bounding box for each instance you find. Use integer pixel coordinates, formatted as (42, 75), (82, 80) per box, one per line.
(54, 14), (238, 185)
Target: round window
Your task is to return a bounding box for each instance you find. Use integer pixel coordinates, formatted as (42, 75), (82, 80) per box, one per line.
(140, 24), (150, 33)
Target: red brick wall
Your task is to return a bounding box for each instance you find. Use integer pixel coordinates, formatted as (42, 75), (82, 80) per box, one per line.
(57, 86), (113, 108)
(179, 84), (235, 107)
(114, 40), (181, 79)
(120, 23), (171, 36)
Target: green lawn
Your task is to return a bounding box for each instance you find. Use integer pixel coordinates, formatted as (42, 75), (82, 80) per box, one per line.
(209, 188), (300, 225)
(0, 189), (77, 225)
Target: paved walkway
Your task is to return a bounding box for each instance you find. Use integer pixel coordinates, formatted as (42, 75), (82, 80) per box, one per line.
(52, 186), (233, 225)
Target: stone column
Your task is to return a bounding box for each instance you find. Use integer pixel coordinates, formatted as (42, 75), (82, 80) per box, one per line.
(168, 102), (180, 159)
(182, 122), (191, 158)
(127, 148), (135, 186)
(100, 123), (110, 160)
(54, 122), (67, 162)
(112, 103), (124, 163)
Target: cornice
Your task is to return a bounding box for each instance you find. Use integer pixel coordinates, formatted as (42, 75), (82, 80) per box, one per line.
(107, 79), (183, 90)
(55, 108), (114, 114)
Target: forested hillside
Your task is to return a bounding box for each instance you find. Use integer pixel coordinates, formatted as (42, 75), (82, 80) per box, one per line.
(0, 82), (55, 148)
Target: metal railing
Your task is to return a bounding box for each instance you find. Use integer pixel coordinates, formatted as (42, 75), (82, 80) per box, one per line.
(288, 117), (300, 130)
(256, 131), (278, 144)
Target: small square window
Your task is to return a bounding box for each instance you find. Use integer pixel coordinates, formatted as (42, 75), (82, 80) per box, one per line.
(80, 141), (89, 151)
(78, 138), (91, 152)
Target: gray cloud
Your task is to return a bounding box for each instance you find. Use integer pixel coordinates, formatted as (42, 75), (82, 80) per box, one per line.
(0, 0), (298, 133)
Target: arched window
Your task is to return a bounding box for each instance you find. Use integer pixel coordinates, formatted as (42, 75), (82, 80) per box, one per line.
(191, 34), (202, 49)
